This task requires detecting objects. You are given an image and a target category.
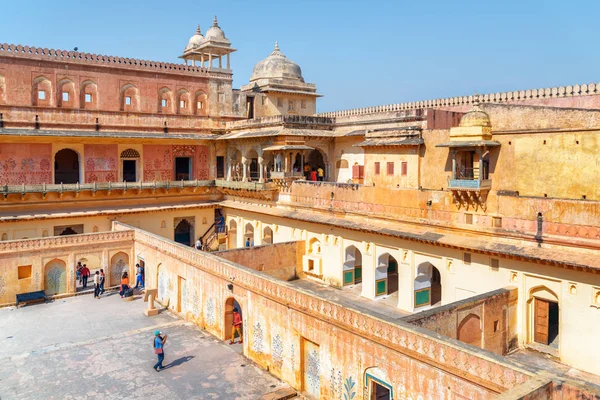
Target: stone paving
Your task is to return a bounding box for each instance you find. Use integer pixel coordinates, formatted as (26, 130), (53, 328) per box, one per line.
(0, 292), (290, 400)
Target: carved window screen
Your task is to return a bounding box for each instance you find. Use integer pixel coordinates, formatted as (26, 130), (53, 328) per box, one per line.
(120, 149), (140, 158)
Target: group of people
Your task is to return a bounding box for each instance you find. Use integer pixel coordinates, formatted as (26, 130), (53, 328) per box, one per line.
(303, 164), (324, 181)
(76, 262), (91, 288)
(119, 263), (145, 297)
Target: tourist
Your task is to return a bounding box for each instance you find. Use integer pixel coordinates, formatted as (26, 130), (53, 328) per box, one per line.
(76, 262), (82, 285)
(229, 308), (243, 345)
(120, 272), (130, 298)
(93, 271), (101, 299)
(134, 263), (144, 289)
(245, 238), (250, 248)
(195, 237), (202, 250)
(304, 164), (311, 179)
(310, 168), (317, 182)
(153, 330), (167, 372)
(99, 269), (106, 294)
(81, 264), (90, 288)
(317, 166), (324, 181)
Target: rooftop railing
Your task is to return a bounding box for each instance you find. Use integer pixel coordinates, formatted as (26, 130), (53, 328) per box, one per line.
(1, 179), (215, 196)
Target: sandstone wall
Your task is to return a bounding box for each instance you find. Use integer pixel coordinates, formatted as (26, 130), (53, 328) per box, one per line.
(402, 287), (518, 355)
(214, 241), (303, 281)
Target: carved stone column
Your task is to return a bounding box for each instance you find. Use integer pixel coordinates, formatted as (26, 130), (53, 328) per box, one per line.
(241, 157), (248, 182)
(258, 157), (264, 182)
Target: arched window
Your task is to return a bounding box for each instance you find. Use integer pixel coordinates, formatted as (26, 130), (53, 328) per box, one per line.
(177, 89), (191, 114)
(308, 238), (321, 254)
(244, 223), (254, 247)
(158, 87), (174, 113)
(194, 90), (208, 116)
(57, 78), (75, 108)
(32, 76), (53, 107)
(80, 80), (98, 109)
(457, 314), (482, 347)
(262, 226), (273, 245)
(376, 253), (398, 296)
(120, 84), (140, 112)
(228, 219), (237, 249)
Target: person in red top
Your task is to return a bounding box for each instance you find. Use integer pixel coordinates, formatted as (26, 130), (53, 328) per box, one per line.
(80, 264), (90, 288)
(310, 169), (317, 182)
(229, 308), (243, 345)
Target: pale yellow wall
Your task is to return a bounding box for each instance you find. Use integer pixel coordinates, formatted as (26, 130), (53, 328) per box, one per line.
(223, 207), (600, 376)
(364, 147), (419, 188)
(256, 93), (316, 117)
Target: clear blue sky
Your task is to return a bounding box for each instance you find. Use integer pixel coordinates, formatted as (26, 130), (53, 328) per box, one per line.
(1, 0), (598, 112)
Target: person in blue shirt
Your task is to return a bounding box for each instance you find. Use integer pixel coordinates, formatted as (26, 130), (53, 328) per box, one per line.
(153, 330), (167, 371)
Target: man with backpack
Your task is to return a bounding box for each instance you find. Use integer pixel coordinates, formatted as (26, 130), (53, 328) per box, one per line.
(153, 330), (167, 372)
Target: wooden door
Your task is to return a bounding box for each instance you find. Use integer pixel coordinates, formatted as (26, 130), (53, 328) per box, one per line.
(303, 340), (320, 398)
(534, 298), (549, 345)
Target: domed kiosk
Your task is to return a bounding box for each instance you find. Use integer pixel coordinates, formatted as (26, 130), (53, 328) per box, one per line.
(241, 42), (321, 118)
(179, 17), (235, 70)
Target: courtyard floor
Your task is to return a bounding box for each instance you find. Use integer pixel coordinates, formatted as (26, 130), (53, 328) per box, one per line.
(0, 292), (290, 400)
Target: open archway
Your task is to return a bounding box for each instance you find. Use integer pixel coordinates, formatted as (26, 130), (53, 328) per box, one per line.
(175, 219), (193, 247)
(54, 149), (80, 184)
(376, 253), (398, 296)
(224, 297), (243, 341)
(457, 314), (482, 348)
(343, 245), (362, 286)
(262, 226), (273, 245)
(44, 259), (67, 296)
(414, 262), (442, 308)
(244, 223), (254, 247)
(307, 149), (326, 181)
(247, 149), (259, 181)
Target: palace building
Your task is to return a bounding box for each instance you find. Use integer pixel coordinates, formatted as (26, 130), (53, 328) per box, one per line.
(0, 17), (599, 399)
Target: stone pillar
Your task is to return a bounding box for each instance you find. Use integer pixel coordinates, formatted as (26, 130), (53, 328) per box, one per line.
(451, 151), (457, 179)
(361, 243), (376, 299)
(226, 157), (232, 181)
(201, 54), (205, 67)
(226, 53), (230, 69)
(241, 157), (248, 181)
(208, 53), (213, 69)
(300, 153), (304, 176)
(218, 56), (222, 69)
(258, 157), (264, 182)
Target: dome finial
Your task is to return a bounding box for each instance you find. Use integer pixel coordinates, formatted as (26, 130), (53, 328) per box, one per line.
(274, 41), (279, 51)
(213, 16), (218, 26)
(473, 92), (480, 106)
(196, 25), (202, 35)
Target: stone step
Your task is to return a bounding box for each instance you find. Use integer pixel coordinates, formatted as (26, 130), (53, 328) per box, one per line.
(259, 387), (298, 400)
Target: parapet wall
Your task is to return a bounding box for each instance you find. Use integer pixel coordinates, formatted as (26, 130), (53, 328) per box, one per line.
(214, 241), (303, 281)
(121, 222), (533, 398)
(319, 82), (600, 118)
(403, 287), (519, 356)
(0, 43), (230, 79)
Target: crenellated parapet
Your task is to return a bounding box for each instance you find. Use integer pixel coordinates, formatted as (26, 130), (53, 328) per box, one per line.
(318, 83), (600, 117)
(0, 43), (232, 80)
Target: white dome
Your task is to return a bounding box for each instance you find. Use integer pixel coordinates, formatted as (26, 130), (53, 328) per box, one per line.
(185, 25), (204, 51)
(250, 42), (304, 82)
(205, 16), (229, 43)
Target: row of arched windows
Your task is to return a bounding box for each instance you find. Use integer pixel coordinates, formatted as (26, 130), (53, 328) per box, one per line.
(27, 75), (208, 115)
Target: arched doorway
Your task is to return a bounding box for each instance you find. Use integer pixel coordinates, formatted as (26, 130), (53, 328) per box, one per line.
(228, 220), (237, 249)
(529, 286), (560, 349)
(343, 245), (362, 286)
(376, 253), (398, 296)
(262, 226), (273, 245)
(110, 252), (129, 287)
(224, 297), (243, 341)
(247, 149), (259, 181)
(364, 367), (393, 400)
(175, 219), (192, 246)
(431, 266), (442, 305)
(54, 149), (80, 184)
(457, 314), (482, 347)
(244, 223), (254, 247)
(44, 259), (67, 296)
(120, 148), (140, 182)
(414, 262), (442, 308)
(307, 149), (326, 181)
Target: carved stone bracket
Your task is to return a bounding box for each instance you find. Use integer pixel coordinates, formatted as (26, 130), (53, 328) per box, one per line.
(451, 189), (488, 212)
